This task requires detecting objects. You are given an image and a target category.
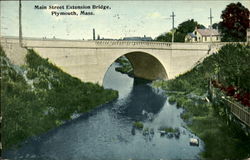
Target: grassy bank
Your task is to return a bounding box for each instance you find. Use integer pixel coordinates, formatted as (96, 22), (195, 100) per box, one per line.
(1, 47), (118, 149)
(153, 44), (250, 159)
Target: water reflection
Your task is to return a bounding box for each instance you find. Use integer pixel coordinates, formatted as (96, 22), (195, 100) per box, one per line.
(114, 79), (166, 121)
(3, 63), (203, 160)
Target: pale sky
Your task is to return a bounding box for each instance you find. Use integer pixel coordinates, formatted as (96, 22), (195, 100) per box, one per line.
(0, 0), (249, 40)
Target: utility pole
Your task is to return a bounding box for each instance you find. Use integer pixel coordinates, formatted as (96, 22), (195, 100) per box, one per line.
(170, 12), (176, 43)
(208, 8), (213, 43)
(19, 0), (23, 47)
(93, 28), (95, 40)
(0, 1), (2, 37)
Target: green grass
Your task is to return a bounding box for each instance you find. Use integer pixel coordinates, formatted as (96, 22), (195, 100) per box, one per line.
(1, 47), (118, 150)
(152, 44), (250, 159)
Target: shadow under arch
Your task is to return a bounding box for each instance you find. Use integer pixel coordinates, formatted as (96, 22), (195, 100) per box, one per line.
(103, 51), (168, 85)
(124, 51), (168, 80)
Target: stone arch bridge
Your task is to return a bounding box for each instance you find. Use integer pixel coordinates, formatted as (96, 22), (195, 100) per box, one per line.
(1, 37), (224, 84)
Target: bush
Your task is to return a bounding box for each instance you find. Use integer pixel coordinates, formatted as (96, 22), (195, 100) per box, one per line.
(26, 69), (37, 79)
(133, 121), (144, 129)
(168, 96), (176, 104)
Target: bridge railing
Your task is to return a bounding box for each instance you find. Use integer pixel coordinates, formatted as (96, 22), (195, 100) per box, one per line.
(3, 36), (245, 50)
(95, 40), (172, 49)
(0, 37), (173, 49)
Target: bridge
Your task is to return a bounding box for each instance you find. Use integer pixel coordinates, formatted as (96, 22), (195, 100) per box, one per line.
(1, 37), (223, 84)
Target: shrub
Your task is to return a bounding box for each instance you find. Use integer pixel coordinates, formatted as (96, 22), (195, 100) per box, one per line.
(133, 121), (144, 129)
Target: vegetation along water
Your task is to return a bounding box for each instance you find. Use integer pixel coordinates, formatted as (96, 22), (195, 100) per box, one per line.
(0, 46), (118, 150)
(115, 43), (250, 159)
(152, 44), (250, 159)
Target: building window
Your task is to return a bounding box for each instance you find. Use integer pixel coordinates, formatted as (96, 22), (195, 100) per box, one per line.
(195, 37), (197, 41)
(216, 36), (218, 40)
(195, 31), (197, 35)
(205, 37), (207, 41)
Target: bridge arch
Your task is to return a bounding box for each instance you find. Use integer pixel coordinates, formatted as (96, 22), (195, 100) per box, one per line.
(102, 51), (168, 83)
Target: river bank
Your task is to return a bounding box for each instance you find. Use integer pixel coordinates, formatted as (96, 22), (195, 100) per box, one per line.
(113, 43), (250, 159)
(3, 63), (203, 160)
(1, 46), (118, 150)
(152, 44), (250, 159)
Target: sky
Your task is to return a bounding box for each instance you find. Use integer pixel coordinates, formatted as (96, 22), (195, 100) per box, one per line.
(0, 0), (249, 40)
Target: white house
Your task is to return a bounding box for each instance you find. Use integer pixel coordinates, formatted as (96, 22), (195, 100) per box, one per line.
(185, 27), (221, 43)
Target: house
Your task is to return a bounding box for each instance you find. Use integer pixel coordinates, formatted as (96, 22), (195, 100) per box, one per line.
(185, 27), (221, 43)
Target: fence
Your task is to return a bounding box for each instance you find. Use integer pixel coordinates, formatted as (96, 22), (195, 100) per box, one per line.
(222, 97), (250, 128)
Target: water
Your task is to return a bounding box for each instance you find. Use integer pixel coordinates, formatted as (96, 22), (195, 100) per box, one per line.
(4, 63), (203, 160)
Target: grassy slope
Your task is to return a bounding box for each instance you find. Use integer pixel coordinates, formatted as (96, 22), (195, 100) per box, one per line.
(153, 44), (250, 159)
(1, 47), (118, 149)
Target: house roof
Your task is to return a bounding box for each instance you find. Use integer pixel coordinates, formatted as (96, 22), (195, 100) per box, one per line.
(123, 36), (153, 41)
(197, 29), (220, 36)
(187, 33), (197, 38)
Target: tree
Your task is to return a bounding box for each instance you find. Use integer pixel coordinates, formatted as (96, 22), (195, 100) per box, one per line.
(219, 2), (249, 42)
(215, 44), (250, 91)
(174, 32), (186, 42)
(176, 19), (197, 34)
(212, 23), (219, 29)
(197, 24), (206, 29)
(155, 32), (172, 42)
(155, 19), (206, 42)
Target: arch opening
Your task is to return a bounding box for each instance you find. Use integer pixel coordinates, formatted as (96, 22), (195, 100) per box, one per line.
(124, 51), (168, 80)
(103, 51), (168, 85)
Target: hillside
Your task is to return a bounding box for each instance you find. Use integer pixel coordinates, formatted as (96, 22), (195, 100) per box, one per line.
(1, 46), (118, 149)
(153, 43), (250, 159)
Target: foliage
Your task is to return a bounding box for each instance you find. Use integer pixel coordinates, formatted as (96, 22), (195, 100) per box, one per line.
(115, 56), (133, 76)
(212, 23), (219, 29)
(168, 96), (176, 104)
(219, 2), (250, 42)
(190, 114), (250, 160)
(177, 19), (200, 34)
(1, 47), (118, 149)
(173, 32), (186, 42)
(155, 32), (172, 42)
(155, 19), (206, 42)
(133, 121), (144, 129)
(215, 44), (250, 91)
(155, 44), (250, 93)
(152, 43), (250, 159)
